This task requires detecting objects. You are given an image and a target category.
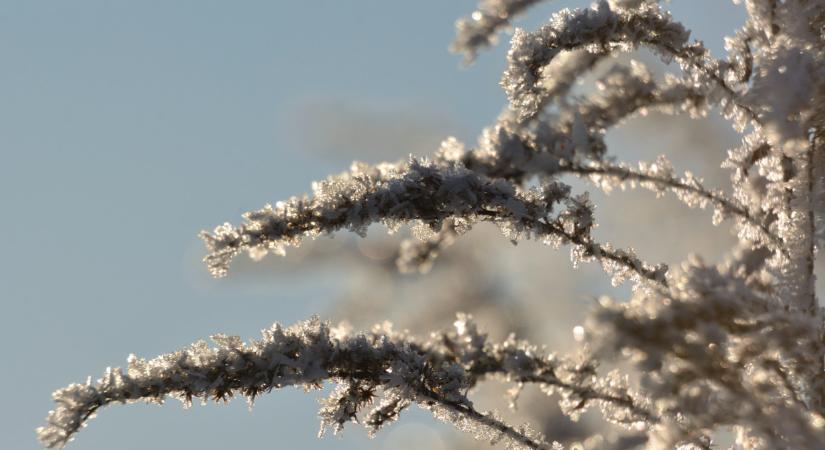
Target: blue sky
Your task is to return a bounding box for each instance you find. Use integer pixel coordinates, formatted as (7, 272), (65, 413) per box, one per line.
(0, 1), (745, 449)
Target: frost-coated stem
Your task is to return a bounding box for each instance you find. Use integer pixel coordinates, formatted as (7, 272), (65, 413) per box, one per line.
(39, 316), (653, 449)
(804, 137), (818, 314)
(201, 158), (667, 287)
(452, 0), (548, 63)
(502, 1), (757, 122)
(565, 162), (785, 254)
(420, 392), (555, 450)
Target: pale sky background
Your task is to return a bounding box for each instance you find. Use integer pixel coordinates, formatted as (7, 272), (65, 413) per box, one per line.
(1, 1), (748, 449)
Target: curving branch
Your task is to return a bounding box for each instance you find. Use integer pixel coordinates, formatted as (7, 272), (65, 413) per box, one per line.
(564, 159), (786, 255)
(502, 1), (691, 119)
(502, 1), (758, 125)
(39, 316), (657, 450)
(451, 0), (548, 64)
(460, 67), (713, 182)
(446, 81), (783, 252)
(201, 158), (667, 286)
(395, 219), (460, 274)
(513, 49), (610, 125)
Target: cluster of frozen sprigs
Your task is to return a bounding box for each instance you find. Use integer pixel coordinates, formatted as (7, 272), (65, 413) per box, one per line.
(40, 0), (825, 449)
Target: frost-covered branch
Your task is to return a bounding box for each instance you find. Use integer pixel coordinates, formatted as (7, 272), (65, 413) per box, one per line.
(445, 97), (781, 251)
(503, 1), (686, 118)
(589, 257), (825, 448)
(502, 1), (756, 124)
(460, 64), (714, 182)
(512, 49), (610, 125)
(421, 396), (555, 450)
(396, 219), (460, 274)
(38, 317), (542, 448)
(199, 158), (559, 276)
(39, 315), (661, 450)
(452, 0), (547, 63)
(201, 158), (667, 286)
(566, 159), (785, 254)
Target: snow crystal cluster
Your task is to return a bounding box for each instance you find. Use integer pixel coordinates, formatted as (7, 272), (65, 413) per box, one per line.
(41, 0), (825, 449)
